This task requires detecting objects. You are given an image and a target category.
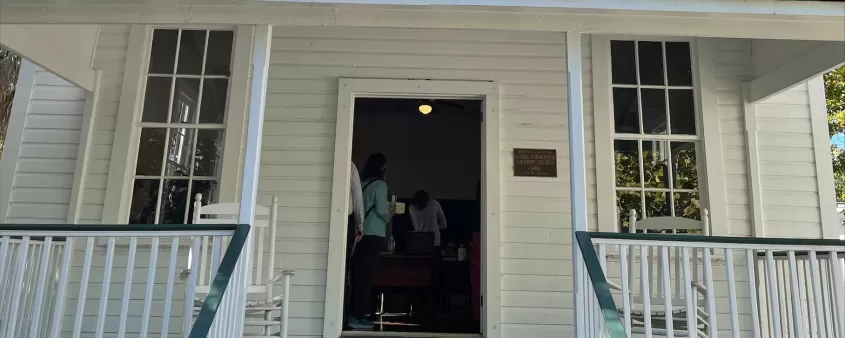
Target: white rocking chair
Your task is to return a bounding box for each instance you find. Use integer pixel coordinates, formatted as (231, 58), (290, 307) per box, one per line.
(610, 208), (713, 338)
(182, 194), (294, 338)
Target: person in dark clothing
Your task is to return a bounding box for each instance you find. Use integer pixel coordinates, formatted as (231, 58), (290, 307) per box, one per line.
(348, 153), (394, 329)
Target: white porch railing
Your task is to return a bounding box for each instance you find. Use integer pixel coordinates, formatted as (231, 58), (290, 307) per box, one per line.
(0, 224), (250, 338)
(575, 231), (845, 338)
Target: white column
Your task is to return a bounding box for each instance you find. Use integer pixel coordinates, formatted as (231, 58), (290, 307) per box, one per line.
(566, 31), (589, 338)
(232, 24), (272, 337)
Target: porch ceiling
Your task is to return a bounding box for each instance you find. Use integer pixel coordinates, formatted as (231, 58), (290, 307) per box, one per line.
(0, 24), (98, 90)
(0, 1), (843, 41)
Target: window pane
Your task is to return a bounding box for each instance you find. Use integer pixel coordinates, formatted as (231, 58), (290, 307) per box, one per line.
(194, 129), (224, 177)
(641, 89), (667, 134)
(614, 140), (640, 188)
(669, 89), (696, 135)
(141, 77), (172, 123)
(187, 180), (220, 223)
(149, 30), (178, 74)
(205, 31), (234, 76)
(135, 128), (167, 175)
(613, 88), (639, 133)
(638, 41), (664, 85)
(616, 190), (642, 232)
(642, 140), (669, 189)
(199, 79), (229, 124)
(610, 40), (636, 85)
(128, 179), (160, 224)
(165, 127), (196, 177)
(666, 42), (693, 86)
(644, 191), (670, 218)
(673, 192), (701, 221)
(159, 179), (190, 224)
(177, 30), (207, 75)
(671, 142), (698, 190)
(171, 78), (201, 123)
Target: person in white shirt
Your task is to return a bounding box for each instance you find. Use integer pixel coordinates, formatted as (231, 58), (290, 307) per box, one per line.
(408, 190), (447, 247)
(349, 161), (364, 239)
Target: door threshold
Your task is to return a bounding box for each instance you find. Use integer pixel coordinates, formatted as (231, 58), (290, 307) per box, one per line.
(341, 331), (482, 338)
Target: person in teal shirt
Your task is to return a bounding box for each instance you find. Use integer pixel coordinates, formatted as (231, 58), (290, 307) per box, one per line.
(348, 153), (394, 329)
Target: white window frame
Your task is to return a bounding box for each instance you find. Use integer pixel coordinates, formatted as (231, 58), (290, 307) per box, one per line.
(101, 25), (251, 225)
(593, 35), (729, 236)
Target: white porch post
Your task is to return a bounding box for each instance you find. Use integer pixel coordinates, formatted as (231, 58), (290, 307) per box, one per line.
(231, 24), (272, 336)
(566, 31), (589, 338)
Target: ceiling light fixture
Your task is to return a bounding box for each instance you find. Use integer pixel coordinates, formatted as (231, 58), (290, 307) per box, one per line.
(418, 104), (432, 114)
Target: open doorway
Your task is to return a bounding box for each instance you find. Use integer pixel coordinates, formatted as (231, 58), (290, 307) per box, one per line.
(344, 97), (483, 335)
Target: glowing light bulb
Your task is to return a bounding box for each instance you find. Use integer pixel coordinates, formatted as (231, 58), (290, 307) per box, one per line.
(419, 104), (432, 114)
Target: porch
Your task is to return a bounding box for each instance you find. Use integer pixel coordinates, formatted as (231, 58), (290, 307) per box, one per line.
(1, 1), (845, 338)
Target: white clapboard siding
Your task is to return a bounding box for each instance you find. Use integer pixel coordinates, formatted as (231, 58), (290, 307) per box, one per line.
(757, 83), (826, 238)
(262, 27), (591, 338)
(3, 68), (86, 224)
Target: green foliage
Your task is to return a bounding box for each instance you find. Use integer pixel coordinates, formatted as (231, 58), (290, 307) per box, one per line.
(826, 66), (845, 201)
(0, 48), (22, 159)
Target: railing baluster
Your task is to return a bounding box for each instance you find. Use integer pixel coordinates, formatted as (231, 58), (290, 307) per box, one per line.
(185, 236), (202, 337)
(640, 245), (653, 338)
(200, 236), (210, 286)
(660, 246), (674, 338)
(702, 247), (717, 337)
(211, 236), (222, 278)
(118, 237), (138, 338)
(48, 239), (73, 338)
(800, 259), (814, 336)
(95, 237), (117, 338)
(73, 237), (95, 338)
(161, 237), (180, 338)
(141, 237), (159, 338)
(28, 237), (52, 338)
(620, 244), (632, 337)
(765, 250), (783, 338)
(6, 236), (30, 338)
(808, 251), (827, 338)
(681, 247), (695, 338)
(256, 226), (265, 285)
(724, 248), (739, 337)
(830, 251), (845, 338)
(786, 250), (805, 336)
(745, 249), (761, 338)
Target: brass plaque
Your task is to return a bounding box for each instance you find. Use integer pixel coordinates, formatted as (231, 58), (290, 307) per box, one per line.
(513, 148), (557, 177)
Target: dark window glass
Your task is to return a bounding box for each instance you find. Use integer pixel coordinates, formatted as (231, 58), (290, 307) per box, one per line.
(614, 140), (640, 188)
(177, 30), (207, 75)
(171, 78), (201, 123)
(644, 191), (670, 218)
(610, 41), (637, 85)
(641, 89), (667, 134)
(159, 179), (191, 224)
(674, 192), (701, 220)
(165, 128), (196, 177)
(194, 130), (224, 177)
(669, 89), (696, 135)
(141, 77), (172, 122)
(613, 88), (639, 133)
(199, 79), (229, 123)
(187, 180), (220, 223)
(149, 30), (178, 74)
(135, 128), (166, 175)
(637, 41), (664, 85)
(666, 42), (693, 86)
(128, 179), (161, 224)
(205, 31), (234, 76)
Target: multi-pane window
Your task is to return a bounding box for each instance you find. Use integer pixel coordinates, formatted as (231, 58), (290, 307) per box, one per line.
(128, 29), (234, 224)
(610, 40), (702, 231)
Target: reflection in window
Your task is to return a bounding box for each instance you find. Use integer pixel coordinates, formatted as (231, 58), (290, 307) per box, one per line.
(609, 40), (702, 232)
(128, 28), (233, 225)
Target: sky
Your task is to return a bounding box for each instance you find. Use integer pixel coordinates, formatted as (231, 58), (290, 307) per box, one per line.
(833, 133), (845, 149)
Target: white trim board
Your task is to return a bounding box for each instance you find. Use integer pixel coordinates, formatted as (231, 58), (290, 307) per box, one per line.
(324, 78), (501, 338)
(749, 42), (845, 103)
(741, 83), (764, 237)
(0, 60), (36, 222)
(1, 3), (843, 41)
(67, 70), (102, 223)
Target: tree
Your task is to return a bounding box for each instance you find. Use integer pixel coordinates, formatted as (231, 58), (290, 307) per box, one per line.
(825, 66), (845, 201)
(0, 47), (22, 159)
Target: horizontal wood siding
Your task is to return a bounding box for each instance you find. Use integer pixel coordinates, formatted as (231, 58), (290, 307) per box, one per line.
(757, 83), (824, 238)
(264, 26), (583, 337)
(5, 68), (86, 224)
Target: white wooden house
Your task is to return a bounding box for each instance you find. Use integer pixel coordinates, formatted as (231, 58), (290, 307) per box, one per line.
(1, 1), (844, 338)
